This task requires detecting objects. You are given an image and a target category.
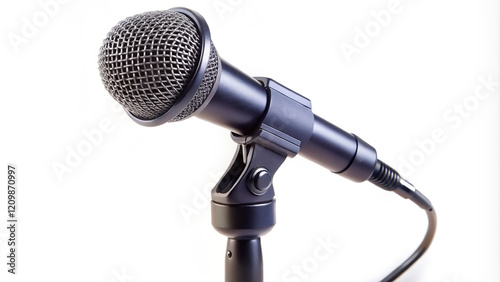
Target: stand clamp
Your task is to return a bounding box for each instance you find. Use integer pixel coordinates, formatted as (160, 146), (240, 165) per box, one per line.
(211, 78), (314, 282)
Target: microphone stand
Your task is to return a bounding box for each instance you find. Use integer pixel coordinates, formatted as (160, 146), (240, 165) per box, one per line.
(211, 78), (314, 282)
(211, 140), (285, 282)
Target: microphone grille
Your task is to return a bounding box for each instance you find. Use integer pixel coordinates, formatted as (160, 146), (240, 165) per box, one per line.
(171, 42), (219, 122)
(98, 10), (219, 122)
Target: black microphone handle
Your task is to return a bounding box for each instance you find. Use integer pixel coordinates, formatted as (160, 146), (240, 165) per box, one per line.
(197, 59), (377, 183)
(197, 59), (268, 135)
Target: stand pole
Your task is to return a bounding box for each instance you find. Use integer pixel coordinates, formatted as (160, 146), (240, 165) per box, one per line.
(225, 238), (263, 282)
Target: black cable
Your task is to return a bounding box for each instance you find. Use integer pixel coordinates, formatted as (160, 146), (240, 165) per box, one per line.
(369, 160), (437, 281)
(381, 208), (437, 282)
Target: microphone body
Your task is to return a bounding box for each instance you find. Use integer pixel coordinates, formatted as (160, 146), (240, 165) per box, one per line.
(193, 59), (376, 182)
(196, 59), (267, 136)
(97, 7), (407, 185)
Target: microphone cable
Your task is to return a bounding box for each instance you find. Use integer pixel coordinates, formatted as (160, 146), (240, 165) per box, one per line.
(369, 160), (437, 281)
(381, 209), (437, 281)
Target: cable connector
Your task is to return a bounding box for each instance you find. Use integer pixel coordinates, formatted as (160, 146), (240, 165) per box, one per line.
(369, 160), (433, 211)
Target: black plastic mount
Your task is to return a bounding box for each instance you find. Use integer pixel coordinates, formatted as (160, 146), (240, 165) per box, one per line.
(211, 77), (314, 282)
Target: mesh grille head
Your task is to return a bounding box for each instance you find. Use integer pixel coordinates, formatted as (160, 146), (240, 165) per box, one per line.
(170, 42), (219, 122)
(98, 10), (219, 122)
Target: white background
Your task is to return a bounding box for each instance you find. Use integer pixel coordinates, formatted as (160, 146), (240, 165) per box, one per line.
(1, 0), (499, 281)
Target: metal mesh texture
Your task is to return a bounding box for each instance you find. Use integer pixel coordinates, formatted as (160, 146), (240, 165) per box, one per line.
(98, 10), (219, 121)
(170, 42), (219, 121)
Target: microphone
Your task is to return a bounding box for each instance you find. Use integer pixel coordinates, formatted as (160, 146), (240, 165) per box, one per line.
(98, 8), (413, 189)
(98, 8), (435, 281)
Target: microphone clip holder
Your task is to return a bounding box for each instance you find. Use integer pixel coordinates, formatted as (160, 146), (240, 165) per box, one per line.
(211, 78), (314, 282)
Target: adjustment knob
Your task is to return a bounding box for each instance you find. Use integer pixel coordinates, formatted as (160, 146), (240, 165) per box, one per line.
(248, 167), (272, 196)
